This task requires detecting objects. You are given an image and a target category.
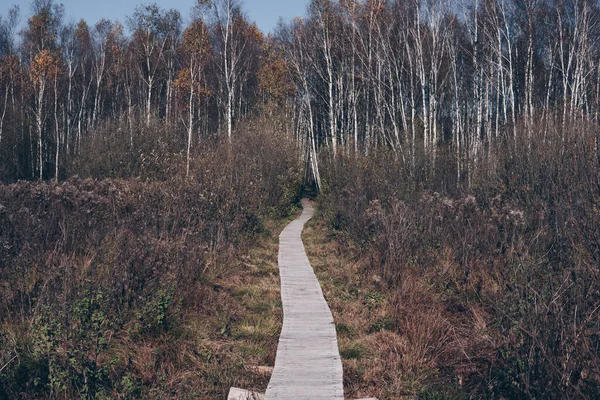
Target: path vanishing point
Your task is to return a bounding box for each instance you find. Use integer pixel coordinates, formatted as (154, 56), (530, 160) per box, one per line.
(264, 199), (344, 400)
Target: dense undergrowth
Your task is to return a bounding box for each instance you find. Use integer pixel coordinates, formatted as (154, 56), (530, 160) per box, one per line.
(2, 110), (599, 399)
(314, 121), (600, 398)
(0, 119), (302, 399)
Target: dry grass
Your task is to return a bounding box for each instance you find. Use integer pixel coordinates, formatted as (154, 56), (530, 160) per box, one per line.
(304, 215), (499, 400)
(0, 197), (297, 399)
(179, 214), (296, 398)
(0, 125), (303, 399)
(306, 121), (600, 399)
(302, 218), (406, 399)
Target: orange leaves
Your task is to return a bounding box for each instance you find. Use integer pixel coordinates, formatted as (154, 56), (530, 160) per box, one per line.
(259, 47), (296, 104)
(182, 19), (211, 59)
(173, 68), (192, 110)
(30, 50), (62, 85)
(75, 20), (92, 50)
(173, 68), (211, 109)
(0, 54), (20, 81)
(245, 23), (263, 44)
(174, 68), (192, 90)
(107, 22), (125, 58)
(174, 68), (211, 96)
(25, 9), (56, 51)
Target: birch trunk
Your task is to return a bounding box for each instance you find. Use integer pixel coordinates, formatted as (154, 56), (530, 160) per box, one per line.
(36, 81), (45, 180)
(54, 72), (60, 182)
(0, 83), (8, 146)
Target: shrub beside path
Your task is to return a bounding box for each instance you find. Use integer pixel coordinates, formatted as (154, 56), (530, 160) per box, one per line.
(264, 199), (344, 400)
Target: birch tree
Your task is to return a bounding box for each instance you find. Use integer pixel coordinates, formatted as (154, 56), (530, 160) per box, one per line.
(128, 3), (178, 126)
(177, 18), (211, 177)
(91, 19), (113, 127)
(22, 0), (63, 179)
(308, 0), (340, 156)
(211, 0), (247, 141)
(74, 20), (93, 152)
(279, 18), (322, 190)
(0, 6), (19, 147)
(30, 50), (61, 179)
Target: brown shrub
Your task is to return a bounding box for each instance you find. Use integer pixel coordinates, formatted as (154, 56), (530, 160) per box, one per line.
(316, 120), (600, 398)
(0, 120), (302, 398)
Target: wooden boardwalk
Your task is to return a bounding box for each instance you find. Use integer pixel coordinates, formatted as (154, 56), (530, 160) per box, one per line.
(265, 199), (344, 400)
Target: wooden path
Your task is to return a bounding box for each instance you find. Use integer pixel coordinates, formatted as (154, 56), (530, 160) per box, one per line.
(264, 199), (344, 400)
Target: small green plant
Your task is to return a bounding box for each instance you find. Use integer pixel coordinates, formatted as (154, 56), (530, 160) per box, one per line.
(136, 287), (176, 336)
(339, 343), (366, 360)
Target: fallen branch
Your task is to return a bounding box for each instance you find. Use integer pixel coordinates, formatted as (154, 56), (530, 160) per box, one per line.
(0, 353), (17, 374)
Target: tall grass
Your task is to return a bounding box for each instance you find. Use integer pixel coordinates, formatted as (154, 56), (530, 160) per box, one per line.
(0, 120), (302, 399)
(317, 120), (600, 398)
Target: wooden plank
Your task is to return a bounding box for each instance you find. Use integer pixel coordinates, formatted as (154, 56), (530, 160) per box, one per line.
(265, 199), (344, 400)
(227, 387), (265, 400)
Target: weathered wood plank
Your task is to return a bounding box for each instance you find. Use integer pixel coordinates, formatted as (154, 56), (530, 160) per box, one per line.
(265, 199), (344, 400)
(227, 387), (265, 400)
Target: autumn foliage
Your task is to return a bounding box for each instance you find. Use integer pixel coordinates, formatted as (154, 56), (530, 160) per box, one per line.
(2, 0), (600, 398)
(0, 124), (302, 398)
(316, 120), (600, 398)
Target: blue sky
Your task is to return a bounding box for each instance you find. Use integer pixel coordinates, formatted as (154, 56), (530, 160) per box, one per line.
(2, 0), (309, 34)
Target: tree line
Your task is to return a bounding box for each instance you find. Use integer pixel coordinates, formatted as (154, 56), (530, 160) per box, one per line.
(0, 0), (273, 181)
(276, 0), (600, 189)
(1, 0), (600, 185)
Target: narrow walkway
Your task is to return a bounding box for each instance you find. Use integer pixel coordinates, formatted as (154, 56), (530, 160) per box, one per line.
(265, 199), (344, 400)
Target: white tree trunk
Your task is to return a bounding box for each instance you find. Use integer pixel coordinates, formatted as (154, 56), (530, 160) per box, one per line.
(187, 83), (194, 178)
(36, 82), (45, 180)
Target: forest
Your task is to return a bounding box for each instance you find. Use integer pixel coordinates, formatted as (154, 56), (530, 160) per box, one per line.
(0, 0), (599, 398)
